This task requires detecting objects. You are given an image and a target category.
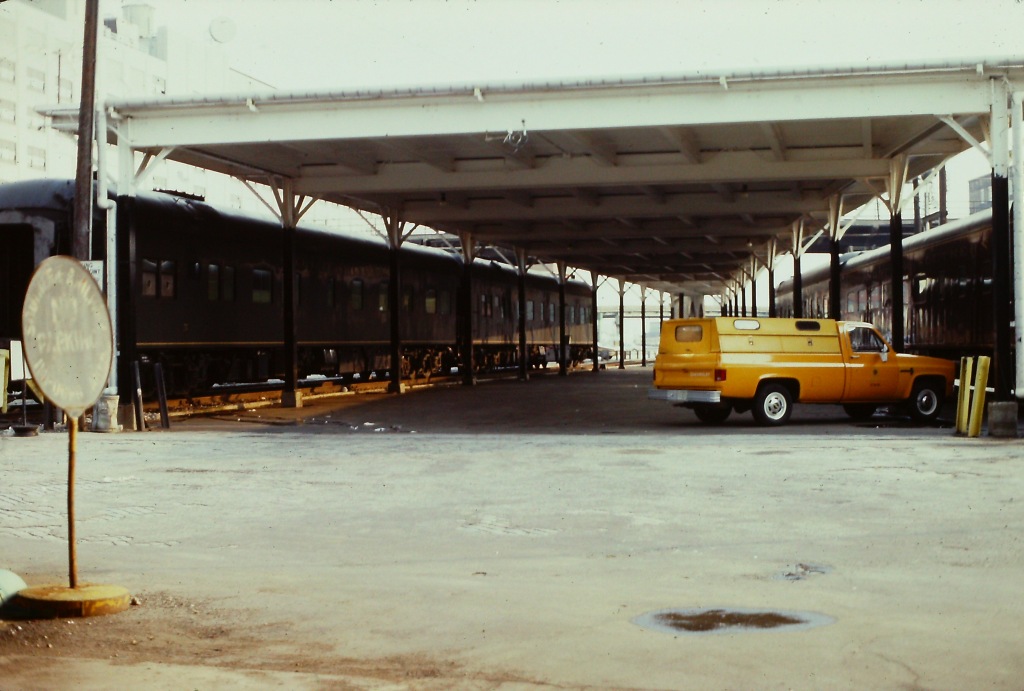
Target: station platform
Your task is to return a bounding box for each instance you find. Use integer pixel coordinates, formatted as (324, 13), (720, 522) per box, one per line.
(1, 366), (1021, 689)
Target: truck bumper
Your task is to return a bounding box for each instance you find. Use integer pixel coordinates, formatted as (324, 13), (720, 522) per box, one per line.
(648, 388), (722, 404)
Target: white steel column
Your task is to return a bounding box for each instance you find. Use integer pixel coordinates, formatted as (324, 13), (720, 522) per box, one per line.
(1013, 89), (1024, 399)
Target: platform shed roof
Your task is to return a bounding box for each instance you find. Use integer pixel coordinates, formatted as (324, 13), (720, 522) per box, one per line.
(47, 59), (1024, 296)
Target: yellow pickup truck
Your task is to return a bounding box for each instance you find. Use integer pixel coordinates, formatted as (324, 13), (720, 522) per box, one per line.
(649, 317), (956, 426)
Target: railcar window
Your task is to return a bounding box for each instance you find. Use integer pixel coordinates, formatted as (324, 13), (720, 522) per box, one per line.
(675, 325), (703, 342)
(295, 275), (303, 306)
(439, 290), (451, 316)
(207, 264), (220, 301)
(252, 268), (273, 304)
(141, 259), (158, 297)
(526, 300), (535, 321)
(350, 279), (364, 310)
(568, 305), (575, 324)
(326, 277), (335, 308)
(494, 295), (502, 318)
(548, 303), (555, 323)
(378, 282), (389, 312)
(425, 289), (437, 315)
(159, 260), (176, 298)
(402, 286), (413, 312)
(222, 266), (235, 302)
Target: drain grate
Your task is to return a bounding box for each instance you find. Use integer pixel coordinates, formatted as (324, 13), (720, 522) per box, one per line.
(633, 607), (834, 635)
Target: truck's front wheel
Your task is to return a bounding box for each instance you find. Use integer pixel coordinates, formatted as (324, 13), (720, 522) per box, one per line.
(908, 379), (944, 422)
(753, 383), (793, 426)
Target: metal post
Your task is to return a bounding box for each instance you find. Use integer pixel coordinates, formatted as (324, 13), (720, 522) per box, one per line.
(888, 210), (904, 350)
(385, 214), (403, 394)
(68, 418), (79, 588)
(459, 233), (476, 385)
(154, 362), (170, 429)
(750, 270), (758, 318)
(1012, 91), (1024, 400)
(991, 80), (1013, 401)
(590, 271), (599, 373)
(131, 360), (145, 431)
(640, 288), (647, 367)
(280, 182), (301, 407)
(557, 261), (567, 376)
(617, 280), (626, 369)
(829, 234), (841, 319)
(516, 249), (529, 381)
(792, 221), (804, 318)
(888, 156), (908, 351)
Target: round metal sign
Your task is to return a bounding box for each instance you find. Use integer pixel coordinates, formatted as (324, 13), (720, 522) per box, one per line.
(21, 256), (113, 419)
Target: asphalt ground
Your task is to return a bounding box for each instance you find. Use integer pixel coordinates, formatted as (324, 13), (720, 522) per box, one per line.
(1, 366), (1022, 689)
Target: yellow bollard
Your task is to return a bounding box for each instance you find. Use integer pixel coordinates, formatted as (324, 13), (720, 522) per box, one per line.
(956, 357), (973, 435)
(967, 356), (991, 438)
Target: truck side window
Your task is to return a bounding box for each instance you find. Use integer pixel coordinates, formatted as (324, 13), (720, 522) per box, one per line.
(851, 327), (885, 353)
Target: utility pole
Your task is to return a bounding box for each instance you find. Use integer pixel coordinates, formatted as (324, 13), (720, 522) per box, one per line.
(73, 0), (100, 261)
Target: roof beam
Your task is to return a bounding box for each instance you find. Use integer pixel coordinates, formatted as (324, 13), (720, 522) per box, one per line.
(293, 148), (890, 195)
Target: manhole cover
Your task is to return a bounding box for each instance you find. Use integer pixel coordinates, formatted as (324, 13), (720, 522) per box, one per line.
(633, 607), (834, 635)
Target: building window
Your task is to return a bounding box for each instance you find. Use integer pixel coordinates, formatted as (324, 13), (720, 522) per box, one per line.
(252, 268), (273, 303)
(27, 146), (45, 170)
(0, 59), (14, 84)
(58, 77), (73, 103)
(26, 67), (46, 93)
(0, 99), (14, 123)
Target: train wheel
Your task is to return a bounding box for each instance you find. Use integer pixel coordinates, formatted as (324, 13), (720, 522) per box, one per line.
(752, 383), (793, 426)
(842, 403), (877, 421)
(908, 380), (944, 422)
(693, 403), (732, 425)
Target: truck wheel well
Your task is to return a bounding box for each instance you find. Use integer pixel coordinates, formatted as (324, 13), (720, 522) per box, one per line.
(758, 378), (800, 401)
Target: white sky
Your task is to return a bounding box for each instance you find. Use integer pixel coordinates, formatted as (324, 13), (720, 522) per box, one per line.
(125, 0), (1024, 92)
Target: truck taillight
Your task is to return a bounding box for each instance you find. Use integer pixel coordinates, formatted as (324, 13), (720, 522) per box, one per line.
(714, 369), (727, 382)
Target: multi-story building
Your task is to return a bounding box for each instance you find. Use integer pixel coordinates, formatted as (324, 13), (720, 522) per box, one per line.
(0, 0), (376, 234)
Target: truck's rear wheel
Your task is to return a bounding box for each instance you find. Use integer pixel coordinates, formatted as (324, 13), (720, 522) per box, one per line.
(843, 403), (877, 421)
(753, 383), (793, 426)
(693, 403), (732, 425)
(908, 380), (944, 422)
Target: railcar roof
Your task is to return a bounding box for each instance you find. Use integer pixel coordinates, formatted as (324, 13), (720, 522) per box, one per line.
(41, 60), (1024, 298)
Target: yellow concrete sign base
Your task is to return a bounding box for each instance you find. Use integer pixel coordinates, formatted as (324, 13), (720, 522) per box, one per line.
(8, 583), (131, 619)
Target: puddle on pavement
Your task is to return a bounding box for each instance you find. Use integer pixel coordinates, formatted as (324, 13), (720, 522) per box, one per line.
(633, 607), (835, 635)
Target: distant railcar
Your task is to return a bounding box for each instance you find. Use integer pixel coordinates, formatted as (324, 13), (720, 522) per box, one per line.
(0, 179), (593, 395)
(776, 210), (997, 359)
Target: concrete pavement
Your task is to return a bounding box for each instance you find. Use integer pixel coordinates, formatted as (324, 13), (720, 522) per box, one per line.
(1, 368), (1021, 689)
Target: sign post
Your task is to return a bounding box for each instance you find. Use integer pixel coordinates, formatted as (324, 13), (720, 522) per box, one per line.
(10, 256), (130, 618)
